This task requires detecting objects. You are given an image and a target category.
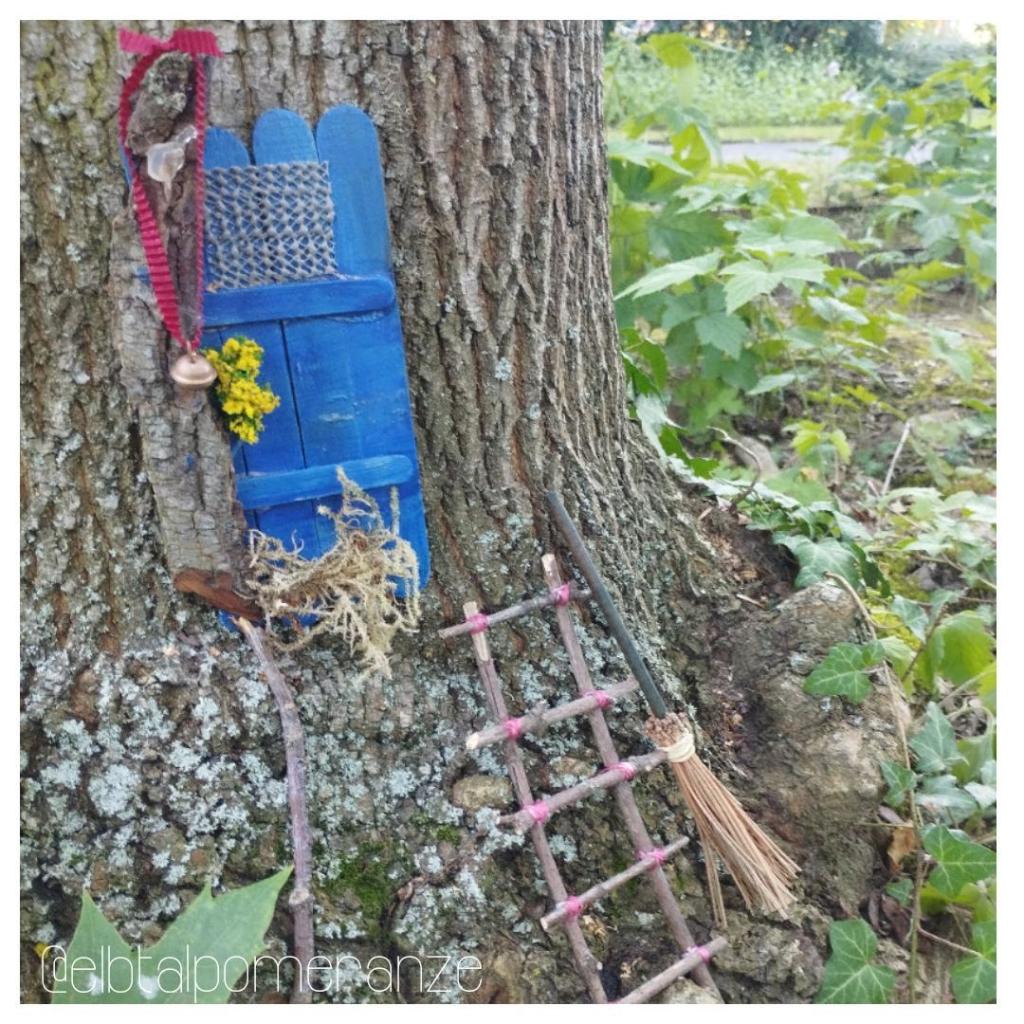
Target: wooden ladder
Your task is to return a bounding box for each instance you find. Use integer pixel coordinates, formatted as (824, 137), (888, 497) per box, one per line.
(442, 554), (724, 1003)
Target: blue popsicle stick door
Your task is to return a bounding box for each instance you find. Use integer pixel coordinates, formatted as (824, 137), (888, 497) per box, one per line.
(201, 106), (430, 590)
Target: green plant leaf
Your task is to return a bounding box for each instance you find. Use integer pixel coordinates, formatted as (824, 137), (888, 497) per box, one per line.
(950, 924), (996, 1006)
(747, 371), (798, 396)
(804, 641), (885, 704)
(917, 774), (979, 824)
(935, 612), (994, 686)
(737, 214), (845, 256)
(879, 636), (915, 677)
(891, 596), (928, 641)
(50, 890), (135, 1003)
(51, 868), (291, 1003)
(954, 732), (995, 785)
(964, 779), (996, 811)
(971, 919), (996, 959)
(808, 295), (870, 325)
(950, 955), (996, 1004)
(720, 259), (779, 312)
(880, 760), (916, 807)
(910, 702), (964, 774)
(781, 535), (861, 590)
(634, 394), (677, 455)
(773, 255), (830, 284)
(616, 250), (721, 299)
(885, 878), (913, 907)
(923, 825), (995, 898)
(816, 919), (895, 1004)
(643, 32), (696, 70)
(694, 312), (749, 358)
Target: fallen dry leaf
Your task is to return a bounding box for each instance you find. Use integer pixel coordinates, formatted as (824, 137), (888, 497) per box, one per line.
(887, 825), (918, 869)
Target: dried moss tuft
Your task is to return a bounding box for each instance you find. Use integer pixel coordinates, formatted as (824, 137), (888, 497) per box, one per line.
(245, 471), (421, 678)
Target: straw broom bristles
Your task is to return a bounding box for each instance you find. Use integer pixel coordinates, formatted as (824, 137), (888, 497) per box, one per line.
(647, 713), (799, 927)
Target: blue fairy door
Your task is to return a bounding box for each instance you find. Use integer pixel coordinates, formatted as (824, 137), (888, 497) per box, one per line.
(201, 106), (430, 587)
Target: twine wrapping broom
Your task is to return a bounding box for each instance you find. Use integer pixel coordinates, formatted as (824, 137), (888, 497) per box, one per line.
(546, 491), (799, 927)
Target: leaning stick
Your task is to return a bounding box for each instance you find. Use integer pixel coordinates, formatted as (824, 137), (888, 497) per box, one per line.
(545, 494), (668, 717)
(237, 618), (315, 1004)
(465, 677), (638, 750)
(438, 583), (591, 639)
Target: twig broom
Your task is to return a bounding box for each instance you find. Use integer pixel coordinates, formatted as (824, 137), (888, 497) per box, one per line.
(546, 491), (798, 926)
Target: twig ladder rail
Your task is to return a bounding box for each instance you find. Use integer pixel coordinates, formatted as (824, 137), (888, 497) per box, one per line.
(442, 556), (723, 1003)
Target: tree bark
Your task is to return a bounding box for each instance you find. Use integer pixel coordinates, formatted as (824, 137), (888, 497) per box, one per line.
(21, 20), (896, 1003)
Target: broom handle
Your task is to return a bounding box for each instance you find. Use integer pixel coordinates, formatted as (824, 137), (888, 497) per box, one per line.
(546, 491), (669, 718)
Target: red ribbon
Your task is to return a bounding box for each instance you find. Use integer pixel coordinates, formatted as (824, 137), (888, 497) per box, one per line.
(117, 27), (222, 351)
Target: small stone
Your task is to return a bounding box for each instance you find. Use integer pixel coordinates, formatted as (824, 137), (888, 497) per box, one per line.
(657, 977), (722, 1004)
(547, 757), (591, 786)
(452, 774), (512, 813)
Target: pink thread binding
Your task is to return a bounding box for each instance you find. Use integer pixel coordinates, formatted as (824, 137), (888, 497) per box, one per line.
(503, 717), (524, 741)
(466, 612), (490, 635)
(610, 761), (637, 781)
(639, 847), (668, 868)
(686, 944), (712, 964)
(526, 801), (550, 825)
(583, 688), (613, 710)
(550, 583), (572, 607)
(561, 895), (584, 919)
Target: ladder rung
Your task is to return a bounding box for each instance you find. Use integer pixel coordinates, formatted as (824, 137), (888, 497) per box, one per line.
(616, 937), (727, 1004)
(438, 583), (591, 639)
(541, 836), (690, 931)
(499, 750), (667, 832)
(465, 677), (638, 751)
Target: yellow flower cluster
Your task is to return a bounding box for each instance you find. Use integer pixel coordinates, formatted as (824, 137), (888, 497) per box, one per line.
(203, 336), (280, 444)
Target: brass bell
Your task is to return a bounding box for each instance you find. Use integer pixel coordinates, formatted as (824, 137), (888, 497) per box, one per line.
(169, 350), (218, 392)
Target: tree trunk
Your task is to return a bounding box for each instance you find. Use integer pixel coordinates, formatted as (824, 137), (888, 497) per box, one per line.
(21, 20), (897, 1003)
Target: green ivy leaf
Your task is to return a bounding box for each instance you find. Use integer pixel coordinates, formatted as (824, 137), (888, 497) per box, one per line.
(816, 919), (895, 1004)
(885, 878), (913, 907)
(891, 596), (928, 641)
(879, 636), (915, 678)
(950, 924), (996, 1006)
(781, 535), (861, 590)
(910, 702), (965, 774)
(694, 312), (750, 358)
(917, 774), (979, 825)
(880, 760), (916, 807)
(964, 779), (996, 811)
(950, 955), (996, 1004)
(923, 825), (995, 898)
(972, 919), (996, 959)
(51, 868), (291, 1003)
(954, 732), (995, 785)
(804, 641), (885, 703)
(935, 612), (994, 686)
